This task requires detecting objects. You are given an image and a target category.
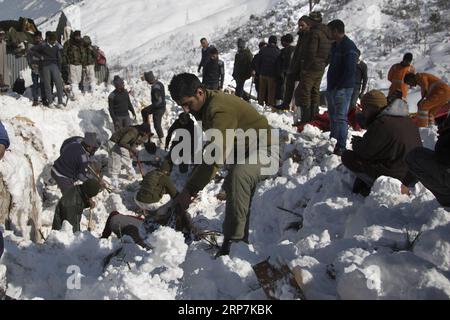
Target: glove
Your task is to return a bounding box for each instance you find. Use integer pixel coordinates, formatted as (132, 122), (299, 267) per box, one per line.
(129, 148), (138, 157)
(174, 189), (193, 211)
(351, 136), (362, 145)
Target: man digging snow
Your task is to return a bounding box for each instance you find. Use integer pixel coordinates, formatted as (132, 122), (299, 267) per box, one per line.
(168, 73), (279, 257)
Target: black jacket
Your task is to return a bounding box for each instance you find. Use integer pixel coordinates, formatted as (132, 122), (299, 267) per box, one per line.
(151, 81), (166, 110)
(436, 121), (450, 167)
(251, 53), (261, 76)
(257, 44), (280, 78)
(108, 89), (136, 119)
(276, 45), (295, 78)
(355, 60), (368, 93)
(166, 117), (195, 153)
(53, 142), (92, 181)
(198, 45), (216, 72)
(203, 58), (225, 89)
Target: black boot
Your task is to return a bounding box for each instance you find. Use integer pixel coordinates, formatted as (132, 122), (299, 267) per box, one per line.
(311, 105), (319, 119)
(300, 106), (311, 124)
(215, 239), (232, 258)
(352, 178), (371, 197)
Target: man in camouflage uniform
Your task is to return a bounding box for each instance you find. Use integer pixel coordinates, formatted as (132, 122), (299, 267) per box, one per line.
(108, 124), (151, 190)
(64, 30), (84, 98)
(232, 38), (253, 98)
(82, 35), (97, 93)
(135, 160), (177, 211)
(295, 12), (332, 124)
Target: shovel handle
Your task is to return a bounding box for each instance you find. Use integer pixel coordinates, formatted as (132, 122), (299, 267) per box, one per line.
(88, 208), (94, 232)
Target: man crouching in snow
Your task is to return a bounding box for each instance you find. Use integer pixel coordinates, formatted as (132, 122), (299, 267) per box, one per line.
(108, 124), (152, 191)
(168, 73), (279, 257)
(342, 90), (422, 197)
(52, 179), (102, 233)
(101, 212), (152, 250)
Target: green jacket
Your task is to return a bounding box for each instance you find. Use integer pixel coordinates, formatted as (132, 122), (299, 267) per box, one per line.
(288, 31), (310, 78)
(302, 23), (332, 73)
(82, 46), (97, 66)
(232, 48), (254, 80)
(110, 127), (146, 151)
(52, 186), (90, 233)
(136, 169), (177, 203)
(186, 90), (272, 194)
(64, 40), (84, 65)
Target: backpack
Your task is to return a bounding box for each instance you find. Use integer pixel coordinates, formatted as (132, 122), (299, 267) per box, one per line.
(96, 47), (107, 65)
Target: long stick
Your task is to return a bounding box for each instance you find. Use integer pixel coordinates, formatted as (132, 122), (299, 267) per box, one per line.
(88, 208), (94, 232)
(276, 206), (303, 218)
(87, 165), (113, 193)
(249, 77), (254, 100)
(135, 154), (145, 178)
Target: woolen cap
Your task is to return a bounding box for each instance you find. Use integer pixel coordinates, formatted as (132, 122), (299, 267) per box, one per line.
(361, 90), (388, 109)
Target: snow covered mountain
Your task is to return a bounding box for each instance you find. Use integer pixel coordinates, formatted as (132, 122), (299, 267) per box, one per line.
(35, 0), (278, 77)
(0, 0), (81, 24)
(0, 0), (450, 300)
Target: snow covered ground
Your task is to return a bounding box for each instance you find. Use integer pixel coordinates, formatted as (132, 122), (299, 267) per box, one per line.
(1, 76), (449, 300)
(0, 0), (450, 300)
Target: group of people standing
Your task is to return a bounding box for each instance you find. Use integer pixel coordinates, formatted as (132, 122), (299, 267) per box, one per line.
(0, 26), (105, 108)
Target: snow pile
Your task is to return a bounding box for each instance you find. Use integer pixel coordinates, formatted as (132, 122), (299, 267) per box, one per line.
(0, 112), (47, 242)
(1, 79), (449, 300)
(2, 223), (187, 300)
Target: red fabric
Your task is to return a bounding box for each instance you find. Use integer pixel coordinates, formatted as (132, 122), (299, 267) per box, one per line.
(96, 48), (107, 65)
(297, 108), (362, 133)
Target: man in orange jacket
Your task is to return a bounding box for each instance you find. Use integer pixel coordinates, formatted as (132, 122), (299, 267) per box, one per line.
(388, 53), (416, 99)
(405, 72), (450, 127)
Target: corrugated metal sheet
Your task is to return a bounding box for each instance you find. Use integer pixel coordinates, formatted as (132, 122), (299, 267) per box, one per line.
(6, 52), (109, 86)
(6, 53), (28, 85)
(95, 65), (109, 84)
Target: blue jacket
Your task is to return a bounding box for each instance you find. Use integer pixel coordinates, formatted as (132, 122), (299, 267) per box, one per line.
(53, 141), (91, 181)
(0, 121), (10, 149)
(327, 35), (359, 91)
(30, 42), (62, 67)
